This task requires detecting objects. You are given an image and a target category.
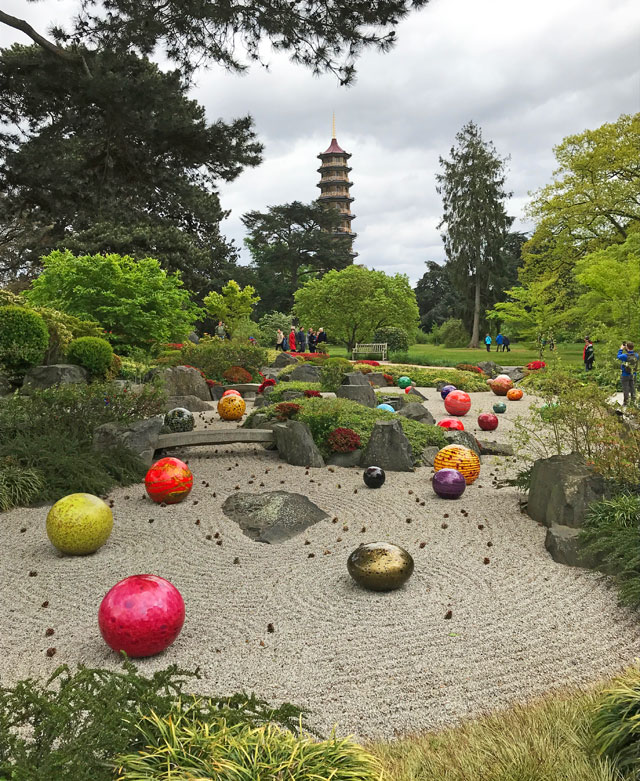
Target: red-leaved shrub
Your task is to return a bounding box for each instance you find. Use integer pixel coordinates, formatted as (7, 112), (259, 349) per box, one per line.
(223, 366), (253, 383)
(455, 363), (485, 375)
(327, 427), (362, 453)
(258, 378), (276, 393)
(383, 373), (394, 385)
(206, 379), (221, 387)
(526, 360), (546, 370)
(354, 359), (380, 366)
(275, 402), (302, 420)
(285, 352), (329, 361)
(304, 389), (322, 398)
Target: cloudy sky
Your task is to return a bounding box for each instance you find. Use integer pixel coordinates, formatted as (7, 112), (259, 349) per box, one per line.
(2, 0), (639, 283)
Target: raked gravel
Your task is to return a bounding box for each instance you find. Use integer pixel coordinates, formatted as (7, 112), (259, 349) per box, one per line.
(1, 388), (638, 741)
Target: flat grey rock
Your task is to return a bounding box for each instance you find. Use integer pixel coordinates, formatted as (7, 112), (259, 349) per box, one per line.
(421, 445), (440, 467)
(327, 449), (363, 467)
(21, 364), (88, 393)
(397, 402), (435, 425)
(146, 366), (210, 401)
(222, 491), (329, 543)
(290, 364), (322, 382)
(94, 415), (164, 467)
(545, 524), (600, 569)
(443, 429), (481, 455)
(341, 372), (371, 386)
(336, 384), (377, 408)
(272, 352), (298, 368)
(362, 420), (414, 472)
(477, 439), (515, 456)
(367, 373), (389, 387)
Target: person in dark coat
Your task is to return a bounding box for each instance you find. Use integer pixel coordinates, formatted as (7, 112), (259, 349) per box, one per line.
(308, 328), (317, 353)
(316, 327), (327, 347)
(296, 327), (307, 352)
(502, 335), (511, 352)
(583, 337), (595, 371)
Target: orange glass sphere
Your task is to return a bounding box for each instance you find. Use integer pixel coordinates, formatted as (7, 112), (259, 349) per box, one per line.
(218, 394), (246, 420)
(433, 444), (480, 485)
(222, 389), (242, 398)
(145, 457), (193, 504)
(444, 390), (471, 416)
(507, 388), (524, 401)
(491, 378), (513, 396)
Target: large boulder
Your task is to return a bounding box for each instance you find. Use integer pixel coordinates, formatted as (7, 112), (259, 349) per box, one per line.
(272, 352), (298, 368)
(443, 429), (481, 456)
(21, 364), (88, 393)
(93, 416), (164, 466)
(222, 491), (329, 544)
(544, 525), (601, 569)
(476, 361), (503, 378)
(528, 453), (606, 528)
(273, 420), (325, 467)
(289, 364), (322, 383)
(397, 402), (435, 425)
(147, 366), (210, 401)
(342, 372), (371, 386)
(260, 367), (280, 381)
(336, 384), (377, 408)
(476, 439), (515, 457)
(166, 395), (212, 412)
(367, 373), (389, 387)
(421, 445), (440, 466)
(327, 450), (363, 467)
(501, 366), (526, 383)
(361, 420), (414, 472)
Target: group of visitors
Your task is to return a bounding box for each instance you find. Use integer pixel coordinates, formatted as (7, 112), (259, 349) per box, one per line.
(484, 333), (511, 352)
(275, 326), (327, 353)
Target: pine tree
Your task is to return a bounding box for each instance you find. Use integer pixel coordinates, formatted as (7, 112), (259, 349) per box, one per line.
(436, 122), (513, 348)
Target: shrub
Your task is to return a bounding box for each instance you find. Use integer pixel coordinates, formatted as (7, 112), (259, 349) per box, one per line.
(107, 353), (122, 380)
(265, 382), (321, 403)
(67, 336), (114, 378)
(180, 339), (267, 381)
(116, 713), (381, 780)
(0, 660), (307, 781)
(0, 457), (45, 512)
(383, 373), (394, 385)
(304, 389), (322, 398)
(383, 364), (487, 392)
(373, 326), (409, 353)
(328, 427), (362, 452)
(527, 360), (547, 370)
(356, 359), (380, 367)
(439, 318), (468, 348)
(320, 356), (352, 392)
(287, 351), (329, 362)
(592, 666), (640, 778)
(223, 365), (253, 383)
(275, 402), (302, 420)
(455, 363), (485, 375)
(257, 378), (276, 394)
(0, 381), (166, 508)
(0, 305), (49, 375)
(355, 364), (373, 374)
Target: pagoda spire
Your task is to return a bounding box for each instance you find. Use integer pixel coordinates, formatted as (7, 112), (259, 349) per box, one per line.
(317, 119), (357, 257)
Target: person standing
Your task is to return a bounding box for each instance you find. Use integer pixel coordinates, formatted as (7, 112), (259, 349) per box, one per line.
(496, 332), (504, 352)
(617, 342), (638, 406)
(308, 328), (317, 353)
(288, 327), (297, 352)
(296, 326), (307, 353)
(216, 320), (226, 340)
(316, 327), (327, 348)
(276, 329), (286, 351)
(583, 337), (595, 371)
(484, 334), (492, 352)
(502, 335), (510, 352)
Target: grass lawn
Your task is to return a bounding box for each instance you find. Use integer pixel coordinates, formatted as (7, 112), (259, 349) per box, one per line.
(325, 342), (584, 368)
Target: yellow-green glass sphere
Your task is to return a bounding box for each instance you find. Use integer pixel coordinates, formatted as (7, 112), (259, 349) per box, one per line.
(46, 493), (113, 555)
(347, 542), (414, 591)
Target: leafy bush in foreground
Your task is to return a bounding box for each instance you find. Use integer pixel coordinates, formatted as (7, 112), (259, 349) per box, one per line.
(592, 666), (640, 779)
(0, 660), (307, 781)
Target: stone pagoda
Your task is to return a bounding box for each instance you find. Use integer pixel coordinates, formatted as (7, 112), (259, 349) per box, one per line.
(316, 117), (357, 257)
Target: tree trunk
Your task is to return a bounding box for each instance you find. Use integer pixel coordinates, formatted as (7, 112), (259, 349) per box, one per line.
(469, 273), (481, 348)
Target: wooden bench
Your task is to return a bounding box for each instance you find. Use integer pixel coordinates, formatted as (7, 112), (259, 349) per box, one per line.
(156, 428), (274, 450)
(352, 342), (388, 361)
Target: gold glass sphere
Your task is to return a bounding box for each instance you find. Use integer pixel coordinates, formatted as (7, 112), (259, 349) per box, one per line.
(217, 394), (246, 421)
(347, 542), (414, 592)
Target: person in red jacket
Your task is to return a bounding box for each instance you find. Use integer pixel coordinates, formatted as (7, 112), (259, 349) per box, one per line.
(288, 327), (297, 352)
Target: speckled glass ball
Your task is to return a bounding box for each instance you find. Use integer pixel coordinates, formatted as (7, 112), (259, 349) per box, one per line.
(145, 457), (193, 504)
(98, 574), (185, 657)
(397, 376), (412, 389)
(444, 390), (472, 416)
(164, 407), (195, 433)
(363, 466), (386, 488)
(433, 444), (480, 485)
(436, 417), (465, 431)
(347, 542), (414, 591)
(477, 413), (499, 431)
(221, 389), (242, 398)
(493, 402), (507, 414)
(491, 378), (513, 396)
(376, 403), (396, 413)
(218, 394), (246, 420)
(440, 384), (457, 400)
(46, 493), (113, 555)
(432, 468), (466, 499)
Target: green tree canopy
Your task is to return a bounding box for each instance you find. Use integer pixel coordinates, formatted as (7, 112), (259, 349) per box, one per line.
(293, 265), (419, 351)
(436, 122), (513, 347)
(243, 200), (354, 314)
(0, 46), (260, 294)
(26, 251), (201, 350)
(203, 280), (260, 335)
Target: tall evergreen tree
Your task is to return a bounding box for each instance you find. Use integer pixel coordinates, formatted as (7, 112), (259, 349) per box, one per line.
(436, 122), (513, 347)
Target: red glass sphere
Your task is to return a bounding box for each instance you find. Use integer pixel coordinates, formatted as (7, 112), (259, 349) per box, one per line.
(437, 417), (465, 431)
(221, 389), (242, 397)
(478, 413), (499, 431)
(145, 457), (193, 504)
(98, 574), (185, 657)
(444, 390), (471, 416)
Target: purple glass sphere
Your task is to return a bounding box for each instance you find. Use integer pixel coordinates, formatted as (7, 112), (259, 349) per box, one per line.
(440, 384), (457, 400)
(432, 468), (466, 499)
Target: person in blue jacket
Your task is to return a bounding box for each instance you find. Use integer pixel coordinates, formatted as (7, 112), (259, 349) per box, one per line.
(617, 341), (639, 406)
(496, 332), (504, 352)
(484, 334), (492, 352)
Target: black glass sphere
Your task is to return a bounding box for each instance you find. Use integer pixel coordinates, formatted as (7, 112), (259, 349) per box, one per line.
(363, 466), (385, 488)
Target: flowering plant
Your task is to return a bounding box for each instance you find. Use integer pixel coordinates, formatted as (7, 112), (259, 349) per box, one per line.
(383, 373), (394, 385)
(327, 427), (362, 453)
(258, 378), (276, 394)
(354, 359), (380, 367)
(304, 389), (322, 398)
(284, 352), (329, 361)
(526, 361), (546, 370)
(456, 363), (485, 375)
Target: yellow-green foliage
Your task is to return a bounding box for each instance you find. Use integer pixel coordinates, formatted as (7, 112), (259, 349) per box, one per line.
(116, 710), (382, 780)
(383, 364), (487, 392)
(67, 336), (114, 378)
(372, 688), (618, 781)
(592, 665), (640, 777)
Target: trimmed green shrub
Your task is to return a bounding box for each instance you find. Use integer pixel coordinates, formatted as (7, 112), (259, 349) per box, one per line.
(0, 305), (49, 375)
(383, 364), (487, 392)
(439, 318), (469, 348)
(180, 339), (267, 381)
(265, 381), (322, 403)
(67, 336), (114, 378)
(0, 660), (307, 781)
(373, 326), (409, 353)
(320, 356), (353, 392)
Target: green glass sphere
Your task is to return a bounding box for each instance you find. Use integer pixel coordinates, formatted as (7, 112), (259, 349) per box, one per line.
(397, 376), (412, 389)
(492, 402), (507, 414)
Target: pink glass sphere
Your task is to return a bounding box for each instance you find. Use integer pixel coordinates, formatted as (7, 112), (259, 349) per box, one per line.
(98, 574), (185, 657)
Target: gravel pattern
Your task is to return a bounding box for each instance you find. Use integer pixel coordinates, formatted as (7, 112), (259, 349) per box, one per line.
(1, 388), (638, 740)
